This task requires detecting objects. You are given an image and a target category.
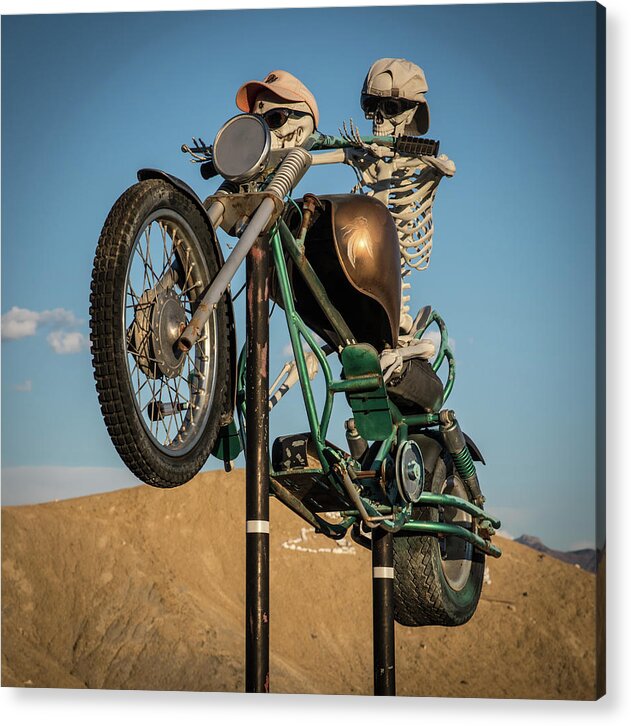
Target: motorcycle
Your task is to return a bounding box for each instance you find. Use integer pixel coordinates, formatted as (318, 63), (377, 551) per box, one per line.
(89, 112), (501, 627)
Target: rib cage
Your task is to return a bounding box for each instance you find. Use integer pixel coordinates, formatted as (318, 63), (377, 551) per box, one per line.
(349, 151), (455, 329)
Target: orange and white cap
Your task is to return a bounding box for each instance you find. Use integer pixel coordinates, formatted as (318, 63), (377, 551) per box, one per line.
(236, 70), (320, 128)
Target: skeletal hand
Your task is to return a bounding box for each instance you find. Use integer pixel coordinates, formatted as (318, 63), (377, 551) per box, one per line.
(340, 120), (394, 169)
(366, 143), (393, 159)
(340, 119), (390, 155)
(340, 118), (368, 149)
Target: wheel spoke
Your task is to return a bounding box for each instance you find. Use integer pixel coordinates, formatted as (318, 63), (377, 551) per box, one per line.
(144, 226), (161, 286)
(121, 209), (217, 453)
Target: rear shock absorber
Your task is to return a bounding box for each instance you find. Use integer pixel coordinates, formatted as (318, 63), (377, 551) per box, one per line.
(439, 410), (485, 506)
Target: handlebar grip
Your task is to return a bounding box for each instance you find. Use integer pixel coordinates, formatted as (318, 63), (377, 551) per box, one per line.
(200, 160), (218, 180)
(395, 136), (440, 157)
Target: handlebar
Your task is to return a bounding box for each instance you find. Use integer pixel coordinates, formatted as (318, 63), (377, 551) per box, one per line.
(184, 131), (441, 180)
(305, 131), (440, 157)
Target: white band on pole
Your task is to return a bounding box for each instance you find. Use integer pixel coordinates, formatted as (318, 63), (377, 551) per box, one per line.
(373, 566), (394, 579)
(246, 520), (270, 534)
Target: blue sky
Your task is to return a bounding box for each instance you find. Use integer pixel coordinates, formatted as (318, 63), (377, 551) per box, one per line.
(1, 3), (601, 550)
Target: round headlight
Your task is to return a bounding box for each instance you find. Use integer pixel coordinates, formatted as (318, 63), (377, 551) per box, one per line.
(213, 114), (271, 183)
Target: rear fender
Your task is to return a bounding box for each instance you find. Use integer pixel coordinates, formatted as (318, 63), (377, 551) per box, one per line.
(463, 433), (486, 465)
(137, 168), (238, 425)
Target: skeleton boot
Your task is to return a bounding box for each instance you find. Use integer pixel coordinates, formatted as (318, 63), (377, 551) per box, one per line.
(347, 58), (456, 336)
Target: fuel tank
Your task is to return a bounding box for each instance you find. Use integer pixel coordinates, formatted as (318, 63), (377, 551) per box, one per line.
(279, 194), (401, 351)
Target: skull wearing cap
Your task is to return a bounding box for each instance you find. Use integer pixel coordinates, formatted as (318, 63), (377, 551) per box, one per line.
(361, 58), (430, 138)
(236, 70), (318, 151)
(253, 91), (315, 151)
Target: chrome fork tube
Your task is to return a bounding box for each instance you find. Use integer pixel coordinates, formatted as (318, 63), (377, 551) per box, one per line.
(207, 200), (225, 230)
(177, 196), (277, 351)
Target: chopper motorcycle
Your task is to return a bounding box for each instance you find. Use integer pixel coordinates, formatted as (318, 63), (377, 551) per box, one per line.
(89, 112), (501, 627)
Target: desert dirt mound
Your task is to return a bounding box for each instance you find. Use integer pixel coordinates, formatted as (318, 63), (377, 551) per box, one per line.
(2, 470), (599, 698)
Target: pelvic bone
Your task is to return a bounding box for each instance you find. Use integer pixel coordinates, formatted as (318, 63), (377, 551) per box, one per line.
(254, 91), (315, 150)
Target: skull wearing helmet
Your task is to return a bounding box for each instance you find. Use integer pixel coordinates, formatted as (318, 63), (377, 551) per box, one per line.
(361, 58), (430, 137)
(253, 90), (315, 151)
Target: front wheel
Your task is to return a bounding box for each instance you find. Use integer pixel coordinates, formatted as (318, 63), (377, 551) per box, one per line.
(393, 447), (485, 626)
(90, 180), (231, 487)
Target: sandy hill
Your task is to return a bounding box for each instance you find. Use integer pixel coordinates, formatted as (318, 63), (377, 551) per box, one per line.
(2, 470), (600, 699)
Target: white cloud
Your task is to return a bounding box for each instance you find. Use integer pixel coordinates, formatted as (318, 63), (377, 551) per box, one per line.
(496, 529), (515, 540)
(281, 333), (325, 359)
(1, 307), (39, 339)
(1, 306), (81, 340)
(47, 330), (87, 354)
(422, 329), (456, 358)
(13, 379), (32, 393)
(280, 343), (315, 358)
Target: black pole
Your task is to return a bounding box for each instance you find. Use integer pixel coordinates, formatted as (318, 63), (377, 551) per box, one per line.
(245, 236), (270, 693)
(372, 528), (396, 696)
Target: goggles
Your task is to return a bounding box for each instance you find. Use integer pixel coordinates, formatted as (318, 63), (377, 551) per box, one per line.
(360, 95), (418, 119)
(259, 107), (312, 130)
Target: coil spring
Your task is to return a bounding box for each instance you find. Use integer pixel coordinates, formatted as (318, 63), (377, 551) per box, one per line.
(266, 147), (311, 200)
(451, 445), (477, 480)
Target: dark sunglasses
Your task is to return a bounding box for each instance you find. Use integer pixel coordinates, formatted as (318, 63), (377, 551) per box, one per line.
(360, 94), (418, 119)
(260, 107), (312, 130)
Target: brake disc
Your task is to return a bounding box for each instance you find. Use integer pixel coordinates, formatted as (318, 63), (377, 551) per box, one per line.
(395, 439), (425, 504)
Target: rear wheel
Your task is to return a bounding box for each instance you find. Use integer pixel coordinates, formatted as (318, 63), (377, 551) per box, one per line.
(393, 449), (485, 626)
(90, 179), (230, 487)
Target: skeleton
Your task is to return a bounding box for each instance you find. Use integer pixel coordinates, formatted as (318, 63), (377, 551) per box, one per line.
(236, 76), (322, 404)
(345, 58), (456, 337)
(263, 61), (451, 403)
(240, 65), (451, 404)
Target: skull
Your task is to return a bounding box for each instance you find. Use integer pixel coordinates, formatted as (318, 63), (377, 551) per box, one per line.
(254, 90), (315, 150)
(361, 58), (430, 138)
(370, 100), (417, 138)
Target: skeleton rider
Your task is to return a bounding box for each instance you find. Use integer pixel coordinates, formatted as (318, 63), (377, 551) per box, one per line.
(235, 69), (319, 151)
(346, 58), (456, 337)
(235, 70), (323, 408)
(233, 67), (447, 412)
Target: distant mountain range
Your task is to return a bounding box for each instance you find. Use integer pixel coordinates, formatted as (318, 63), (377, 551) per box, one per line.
(515, 535), (598, 573)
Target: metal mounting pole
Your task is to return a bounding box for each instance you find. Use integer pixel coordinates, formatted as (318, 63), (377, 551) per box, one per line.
(245, 235), (270, 693)
(372, 528), (396, 696)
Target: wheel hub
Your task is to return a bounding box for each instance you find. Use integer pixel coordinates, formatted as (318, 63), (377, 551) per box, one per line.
(150, 290), (187, 378)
